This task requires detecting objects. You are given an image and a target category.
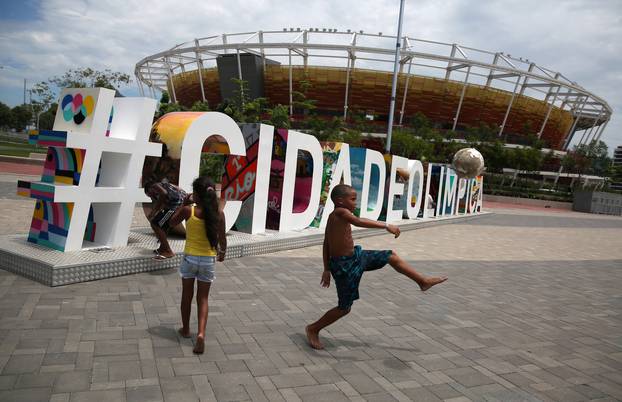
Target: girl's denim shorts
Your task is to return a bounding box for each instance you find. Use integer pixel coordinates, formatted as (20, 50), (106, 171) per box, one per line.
(179, 254), (215, 282)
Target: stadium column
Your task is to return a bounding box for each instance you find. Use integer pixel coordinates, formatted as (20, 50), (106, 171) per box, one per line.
(485, 53), (500, 87)
(537, 84), (561, 139)
(579, 107), (604, 146)
(452, 65), (471, 131)
(136, 73), (145, 97)
(562, 96), (588, 150)
(259, 31), (266, 70)
(236, 48), (244, 105)
(594, 119), (609, 143)
(195, 39), (207, 102)
(343, 51), (354, 120)
(165, 57), (177, 104)
(289, 48), (293, 116)
(519, 63), (535, 95)
(146, 62), (156, 99)
(445, 44), (457, 80)
(398, 57), (413, 125)
(498, 74), (524, 137)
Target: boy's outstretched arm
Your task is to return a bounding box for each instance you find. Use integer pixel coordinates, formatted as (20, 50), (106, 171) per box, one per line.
(321, 237), (331, 287)
(334, 208), (401, 238)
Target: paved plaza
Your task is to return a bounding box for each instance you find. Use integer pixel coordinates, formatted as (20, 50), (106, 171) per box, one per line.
(0, 173), (621, 401)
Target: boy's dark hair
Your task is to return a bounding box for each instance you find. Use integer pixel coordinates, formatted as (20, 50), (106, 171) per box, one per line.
(331, 184), (354, 203)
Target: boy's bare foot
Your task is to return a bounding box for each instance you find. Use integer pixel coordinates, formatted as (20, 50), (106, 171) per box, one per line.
(193, 336), (205, 354)
(306, 325), (324, 350)
(178, 328), (191, 338)
(420, 276), (448, 291)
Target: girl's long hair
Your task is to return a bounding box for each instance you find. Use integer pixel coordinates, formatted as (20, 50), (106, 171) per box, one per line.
(192, 176), (220, 248)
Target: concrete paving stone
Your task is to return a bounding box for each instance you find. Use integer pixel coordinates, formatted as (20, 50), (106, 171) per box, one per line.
(423, 383), (463, 400)
(269, 372), (318, 388)
(14, 372), (57, 388)
(42, 352), (78, 366)
(126, 384), (164, 402)
(341, 373), (385, 395)
(359, 391), (399, 401)
(2, 353), (43, 374)
(400, 386), (443, 401)
(153, 346), (184, 358)
(69, 389), (126, 402)
(244, 358), (281, 377)
(444, 367), (497, 388)
(94, 340), (138, 356)
(172, 361), (219, 376)
(299, 390), (350, 402)
(53, 370), (90, 393)
(215, 358), (249, 373)
(109, 360), (142, 381)
(0, 374), (16, 389)
(542, 386), (588, 402)
(571, 383), (607, 399)
(0, 387), (51, 402)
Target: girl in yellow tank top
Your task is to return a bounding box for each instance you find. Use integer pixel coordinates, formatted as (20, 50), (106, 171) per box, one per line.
(165, 176), (226, 354)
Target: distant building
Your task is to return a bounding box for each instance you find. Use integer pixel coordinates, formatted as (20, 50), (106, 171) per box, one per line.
(612, 145), (622, 191)
(135, 29), (612, 151)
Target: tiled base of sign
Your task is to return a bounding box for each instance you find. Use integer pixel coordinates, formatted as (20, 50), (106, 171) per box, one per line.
(0, 212), (490, 286)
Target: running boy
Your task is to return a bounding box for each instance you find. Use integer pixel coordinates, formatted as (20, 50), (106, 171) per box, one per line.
(306, 184), (447, 349)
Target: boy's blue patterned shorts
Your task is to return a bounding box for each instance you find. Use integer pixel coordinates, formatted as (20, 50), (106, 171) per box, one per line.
(329, 245), (392, 310)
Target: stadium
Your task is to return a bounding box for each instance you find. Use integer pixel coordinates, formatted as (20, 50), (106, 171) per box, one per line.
(134, 29), (612, 151)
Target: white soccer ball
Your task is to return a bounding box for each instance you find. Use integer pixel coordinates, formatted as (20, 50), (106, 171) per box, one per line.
(452, 148), (485, 179)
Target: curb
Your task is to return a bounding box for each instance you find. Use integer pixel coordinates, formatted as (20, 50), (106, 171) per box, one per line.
(0, 155), (46, 166)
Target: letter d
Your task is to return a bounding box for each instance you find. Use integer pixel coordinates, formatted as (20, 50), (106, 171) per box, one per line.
(279, 130), (323, 231)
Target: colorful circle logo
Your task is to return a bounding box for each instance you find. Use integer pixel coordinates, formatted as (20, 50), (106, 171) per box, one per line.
(61, 93), (95, 125)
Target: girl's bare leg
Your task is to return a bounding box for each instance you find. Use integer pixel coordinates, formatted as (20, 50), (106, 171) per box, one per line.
(179, 278), (194, 338)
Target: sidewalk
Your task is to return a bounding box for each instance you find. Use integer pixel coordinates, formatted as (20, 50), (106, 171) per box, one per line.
(0, 170), (621, 401)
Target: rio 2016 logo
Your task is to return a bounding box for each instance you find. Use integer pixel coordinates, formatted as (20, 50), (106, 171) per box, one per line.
(61, 93), (95, 124)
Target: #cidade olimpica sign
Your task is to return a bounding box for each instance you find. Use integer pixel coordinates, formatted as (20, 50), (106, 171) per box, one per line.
(17, 88), (483, 252)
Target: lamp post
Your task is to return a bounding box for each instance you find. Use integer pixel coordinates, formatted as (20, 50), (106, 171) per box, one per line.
(386, 0), (406, 152)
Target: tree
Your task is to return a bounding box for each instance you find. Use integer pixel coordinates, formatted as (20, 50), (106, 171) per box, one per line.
(268, 104), (290, 128)
(38, 103), (58, 130)
(10, 105), (32, 130)
(563, 141), (611, 177)
(190, 101), (210, 112)
(29, 67), (133, 129)
(47, 68), (131, 90)
(292, 77), (316, 116)
(0, 102), (12, 129)
(29, 82), (56, 129)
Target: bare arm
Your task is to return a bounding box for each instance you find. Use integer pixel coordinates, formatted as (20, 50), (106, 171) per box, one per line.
(148, 184), (168, 219)
(217, 209), (227, 261)
(334, 208), (400, 238)
(167, 205), (191, 228)
(320, 236), (331, 288)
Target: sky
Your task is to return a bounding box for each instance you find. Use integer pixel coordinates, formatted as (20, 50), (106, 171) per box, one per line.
(0, 0), (620, 152)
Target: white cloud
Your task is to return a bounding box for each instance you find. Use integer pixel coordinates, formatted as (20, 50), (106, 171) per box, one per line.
(1, 0), (620, 150)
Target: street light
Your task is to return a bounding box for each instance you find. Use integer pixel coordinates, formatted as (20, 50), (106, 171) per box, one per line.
(386, 0), (406, 152)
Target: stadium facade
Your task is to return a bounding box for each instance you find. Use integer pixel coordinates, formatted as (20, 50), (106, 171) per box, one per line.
(135, 29), (611, 151)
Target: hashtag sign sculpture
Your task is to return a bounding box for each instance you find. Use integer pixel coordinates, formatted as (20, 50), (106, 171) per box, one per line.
(17, 88), (161, 251)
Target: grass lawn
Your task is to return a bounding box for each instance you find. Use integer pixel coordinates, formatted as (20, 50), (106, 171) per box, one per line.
(0, 140), (47, 157)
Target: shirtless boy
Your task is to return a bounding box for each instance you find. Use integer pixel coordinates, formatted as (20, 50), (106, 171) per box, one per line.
(306, 184), (447, 349)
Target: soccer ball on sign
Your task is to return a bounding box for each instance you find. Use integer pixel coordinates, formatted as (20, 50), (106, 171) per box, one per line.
(451, 148), (485, 179)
